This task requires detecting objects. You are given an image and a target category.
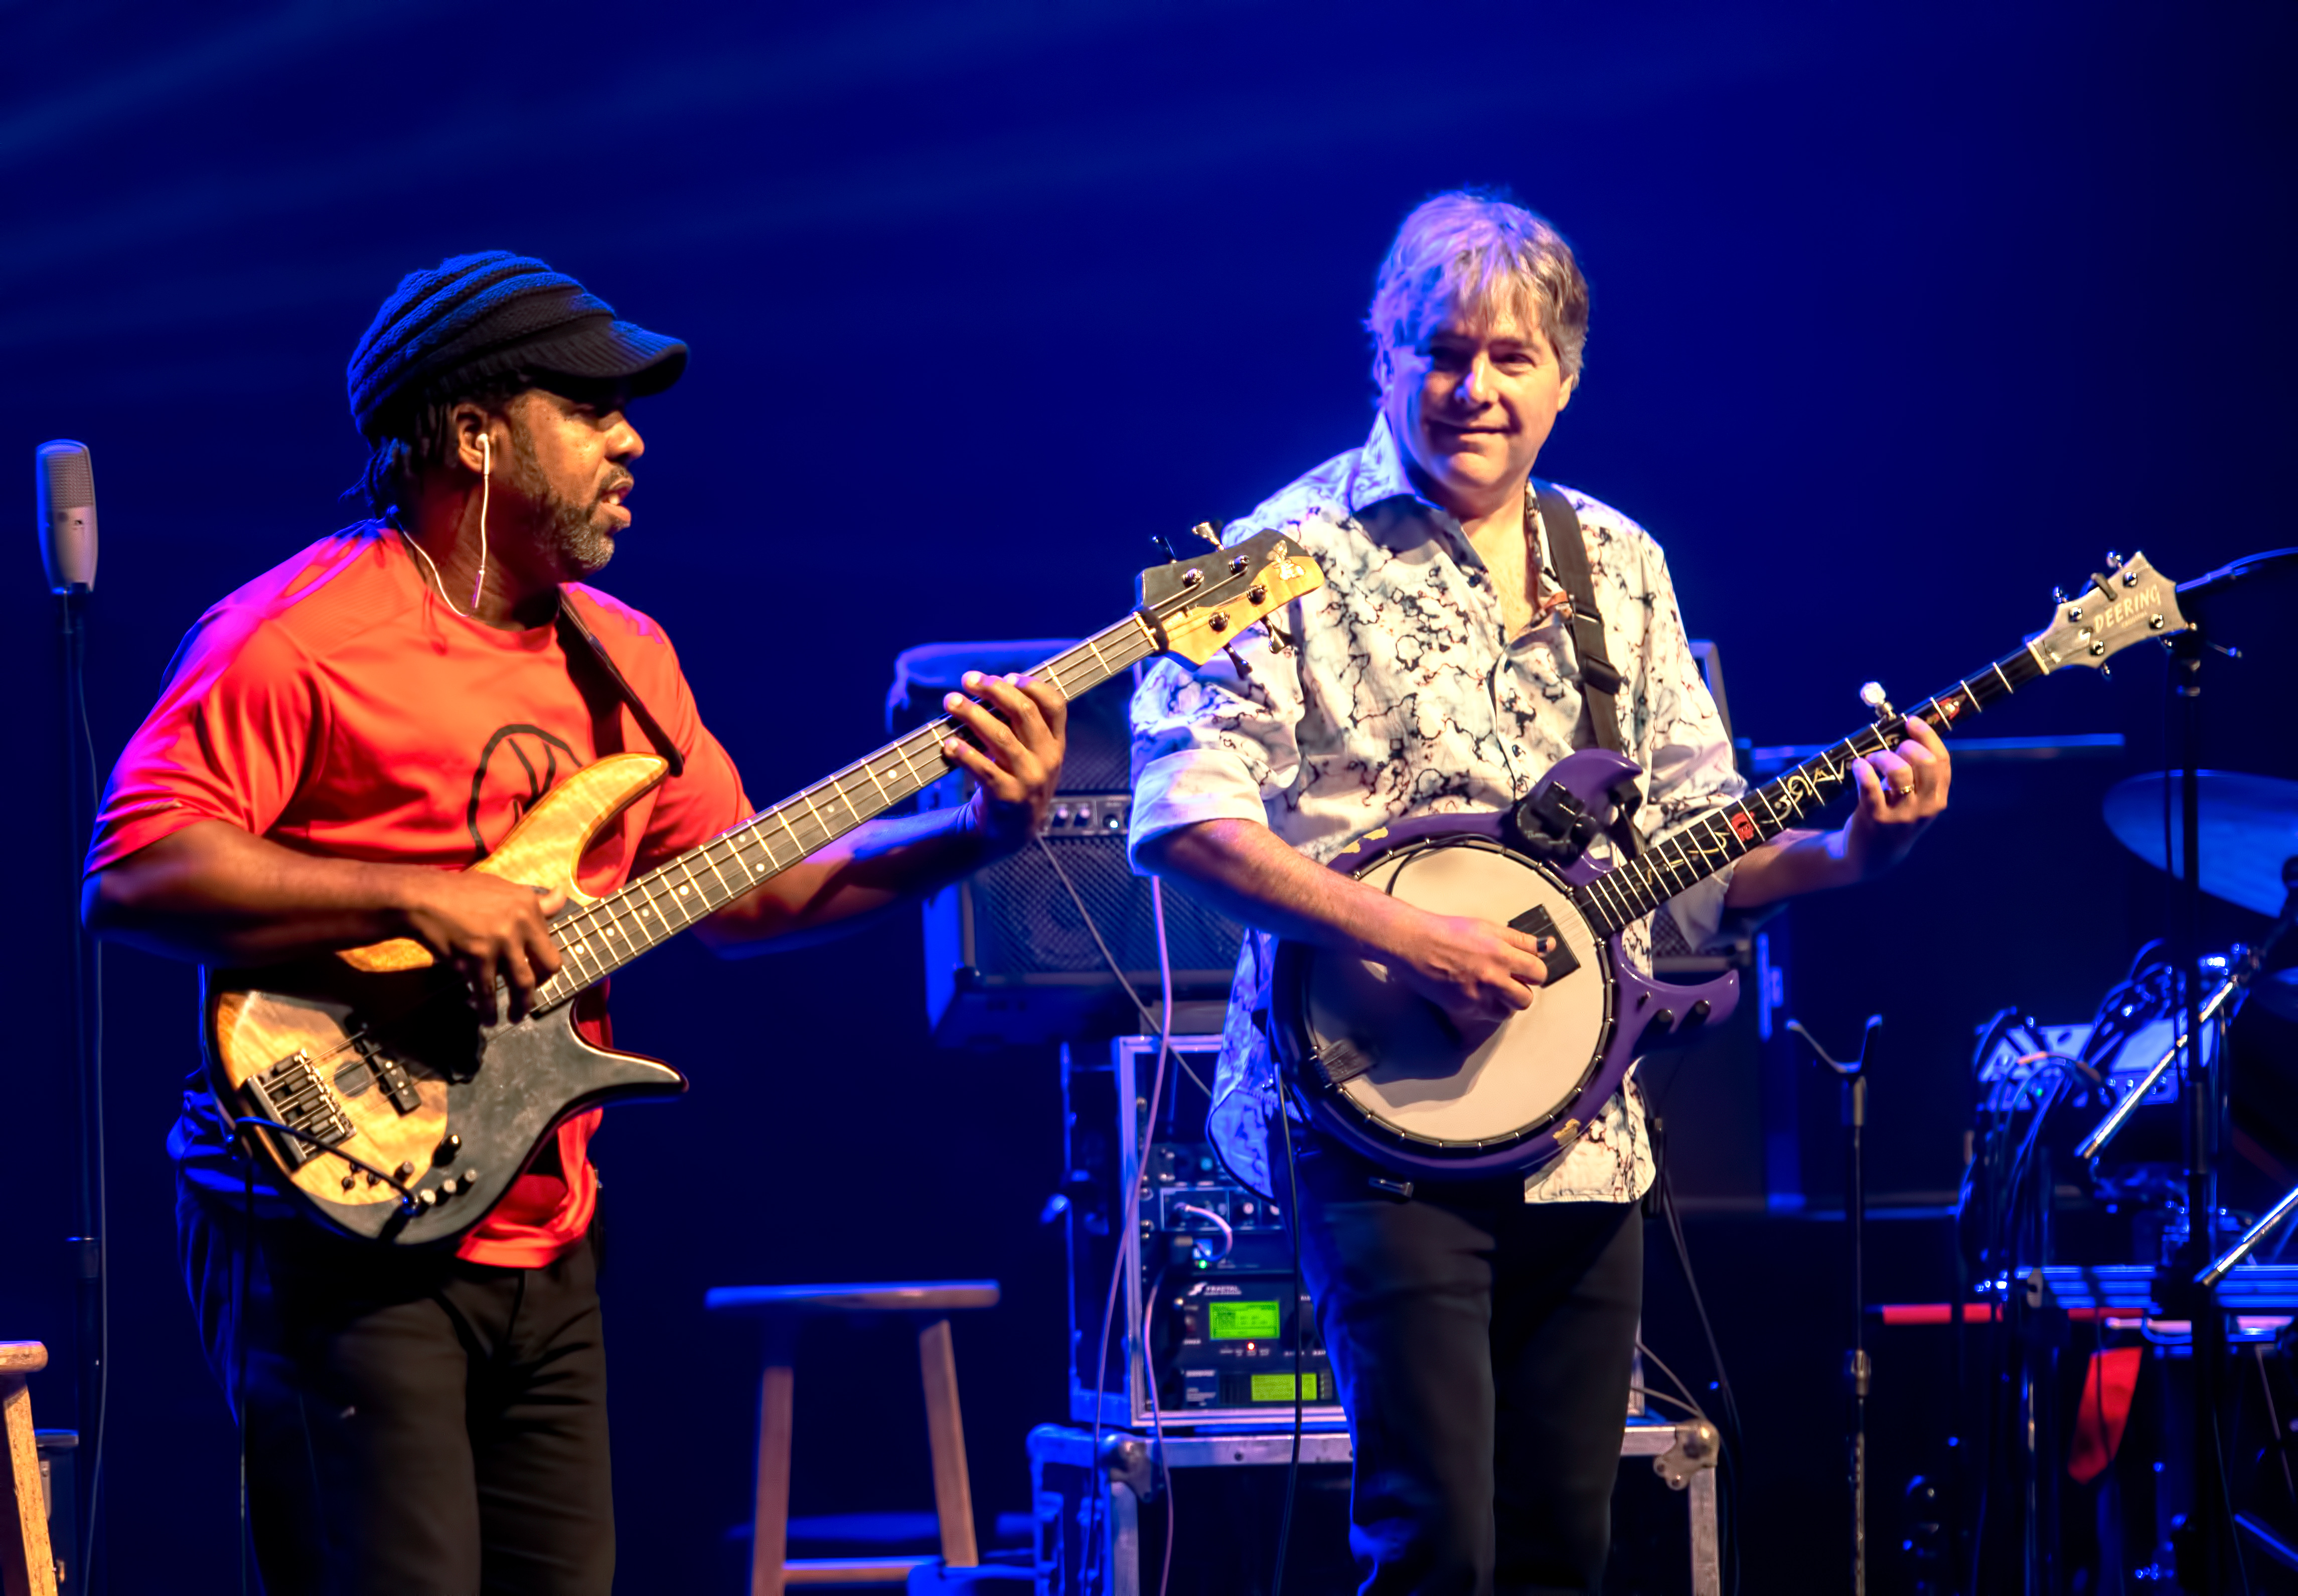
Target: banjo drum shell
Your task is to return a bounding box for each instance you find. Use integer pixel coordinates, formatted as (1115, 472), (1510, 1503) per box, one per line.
(1276, 836), (1614, 1159)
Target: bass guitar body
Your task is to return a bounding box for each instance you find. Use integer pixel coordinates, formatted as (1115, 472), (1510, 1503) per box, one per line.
(194, 526), (1331, 1243)
(203, 753), (688, 1246)
(1269, 748), (1739, 1184)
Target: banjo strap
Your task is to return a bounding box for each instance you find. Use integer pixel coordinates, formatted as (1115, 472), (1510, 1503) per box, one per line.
(1531, 480), (1627, 757)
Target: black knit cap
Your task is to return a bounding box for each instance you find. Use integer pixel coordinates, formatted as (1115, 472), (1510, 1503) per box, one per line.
(347, 250), (687, 441)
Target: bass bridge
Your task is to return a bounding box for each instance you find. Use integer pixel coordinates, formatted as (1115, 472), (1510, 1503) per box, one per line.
(242, 1025), (422, 1169)
(241, 1048), (353, 1168)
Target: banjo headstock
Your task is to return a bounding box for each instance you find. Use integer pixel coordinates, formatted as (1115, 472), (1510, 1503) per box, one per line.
(2026, 551), (2190, 672)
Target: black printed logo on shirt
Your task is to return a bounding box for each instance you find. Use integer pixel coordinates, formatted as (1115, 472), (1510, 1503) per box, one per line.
(467, 724), (582, 858)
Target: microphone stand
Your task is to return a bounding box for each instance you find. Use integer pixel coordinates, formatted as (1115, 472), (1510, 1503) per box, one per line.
(1790, 1014), (1880, 1596)
(58, 587), (105, 1595)
(2159, 550), (2297, 1589)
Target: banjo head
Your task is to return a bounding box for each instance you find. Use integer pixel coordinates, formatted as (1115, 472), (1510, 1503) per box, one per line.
(1290, 838), (1612, 1152)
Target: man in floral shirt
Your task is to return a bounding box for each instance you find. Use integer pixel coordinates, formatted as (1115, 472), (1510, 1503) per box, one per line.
(1129, 192), (1951, 1592)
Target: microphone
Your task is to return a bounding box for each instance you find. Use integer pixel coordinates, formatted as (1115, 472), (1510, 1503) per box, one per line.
(36, 439), (98, 594)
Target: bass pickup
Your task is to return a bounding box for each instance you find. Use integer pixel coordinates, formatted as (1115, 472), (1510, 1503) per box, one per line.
(341, 1028), (423, 1115)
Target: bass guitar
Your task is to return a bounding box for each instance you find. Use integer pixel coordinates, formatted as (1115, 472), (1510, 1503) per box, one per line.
(210, 528), (1324, 1243)
(1269, 551), (2191, 1183)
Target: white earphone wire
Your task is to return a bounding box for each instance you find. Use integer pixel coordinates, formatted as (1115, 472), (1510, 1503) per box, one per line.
(471, 432), (491, 611)
(403, 530), (471, 619)
(399, 428), (491, 621)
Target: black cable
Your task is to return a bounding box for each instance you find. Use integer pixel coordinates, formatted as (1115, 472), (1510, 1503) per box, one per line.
(1270, 1074), (1306, 1596)
(1047, 843), (1177, 1596)
(1034, 835), (1212, 1104)
(2215, 1399), (2255, 1596)
(227, 1119), (422, 1211)
(1630, 1388), (1712, 1420)
(1634, 1339), (1713, 1425)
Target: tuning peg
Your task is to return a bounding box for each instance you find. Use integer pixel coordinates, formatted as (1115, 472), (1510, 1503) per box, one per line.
(2052, 585), (2067, 606)
(1859, 681), (1895, 719)
(2104, 550), (2122, 569)
(1190, 521), (1222, 548)
(1153, 533), (1181, 563)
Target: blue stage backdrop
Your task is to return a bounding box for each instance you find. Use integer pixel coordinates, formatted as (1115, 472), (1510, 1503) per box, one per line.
(2, 4), (2292, 1589)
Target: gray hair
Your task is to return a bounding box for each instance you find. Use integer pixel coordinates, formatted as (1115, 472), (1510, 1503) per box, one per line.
(1366, 191), (1590, 393)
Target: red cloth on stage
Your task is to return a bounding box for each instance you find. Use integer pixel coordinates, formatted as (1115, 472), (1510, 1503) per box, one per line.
(2067, 1345), (2144, 1484)
(88, 522), (751, 1268)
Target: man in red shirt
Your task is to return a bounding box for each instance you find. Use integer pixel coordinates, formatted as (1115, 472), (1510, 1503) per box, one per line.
(82, 252), (1065, 1594)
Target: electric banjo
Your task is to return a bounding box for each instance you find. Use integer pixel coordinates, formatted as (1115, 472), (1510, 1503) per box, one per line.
(1269, 551), (2191, 1184)
(207, 528), (1323, 1244)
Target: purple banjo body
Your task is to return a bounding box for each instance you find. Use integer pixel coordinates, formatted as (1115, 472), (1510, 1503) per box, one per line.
(1266, 553), (2190, 1185)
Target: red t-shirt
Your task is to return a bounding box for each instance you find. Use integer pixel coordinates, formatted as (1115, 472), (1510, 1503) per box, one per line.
(87, 522), (751, 1267)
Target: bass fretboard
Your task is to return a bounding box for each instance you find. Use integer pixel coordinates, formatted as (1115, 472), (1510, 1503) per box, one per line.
(530, 614), (1165, 1011)
(1571, 640), (2050, 937)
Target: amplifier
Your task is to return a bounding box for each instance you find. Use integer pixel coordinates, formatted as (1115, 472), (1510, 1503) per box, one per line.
(1063, 1034), (1344, 1432)
(891, 637), (1245, 1046)
(921, 799), (1243, 1046)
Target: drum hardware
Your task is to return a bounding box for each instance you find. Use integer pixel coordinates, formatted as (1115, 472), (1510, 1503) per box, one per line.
(2113, 543), (2297, 1589)
(2188, 859), (2298, 1289)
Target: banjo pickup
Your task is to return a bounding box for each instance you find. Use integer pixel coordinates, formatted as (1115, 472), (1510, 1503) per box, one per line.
(1309, 1038), (1375, 1089)
(242, 1050), (355, 1169)
(1508, 905), (1581, 984)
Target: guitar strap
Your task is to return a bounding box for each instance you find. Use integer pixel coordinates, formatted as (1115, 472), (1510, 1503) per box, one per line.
(555, 592), (687, 778)
(1531, 481), (1627, 757)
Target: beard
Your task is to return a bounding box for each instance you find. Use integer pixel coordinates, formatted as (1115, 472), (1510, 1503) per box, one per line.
(538, 485), (616, 580)
(508, 427), (617, 581)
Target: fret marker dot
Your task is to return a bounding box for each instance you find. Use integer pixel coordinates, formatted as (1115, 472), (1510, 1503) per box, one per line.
(677, 886), (690, 897)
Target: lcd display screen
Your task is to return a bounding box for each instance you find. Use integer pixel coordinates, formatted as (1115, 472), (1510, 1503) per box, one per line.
(1250, 1372), (1325, 1401)
(1206, 1300), (1281, 1340)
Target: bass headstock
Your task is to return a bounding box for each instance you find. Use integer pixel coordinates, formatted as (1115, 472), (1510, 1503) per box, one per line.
(1138, 525), (1325, 665)
(2028, 550), (2191, 671)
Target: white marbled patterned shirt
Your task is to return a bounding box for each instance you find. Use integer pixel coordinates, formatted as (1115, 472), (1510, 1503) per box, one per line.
(1127, 412), (1747, 1203)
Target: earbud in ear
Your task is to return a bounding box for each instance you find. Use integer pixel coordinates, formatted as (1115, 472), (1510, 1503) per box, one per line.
(479, 433), (493, 477)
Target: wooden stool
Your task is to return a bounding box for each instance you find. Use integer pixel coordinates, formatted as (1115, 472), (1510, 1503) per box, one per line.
(704, 1282), (998, 1596)
(1, 1344), (57, 1596)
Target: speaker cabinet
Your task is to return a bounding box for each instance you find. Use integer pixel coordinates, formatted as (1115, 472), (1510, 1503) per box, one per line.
(891, 638), (1244, 1045)
(922, 795), (1243, 1045)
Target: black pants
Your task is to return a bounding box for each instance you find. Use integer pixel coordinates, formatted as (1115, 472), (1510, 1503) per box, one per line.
(1292, 1138), (1643, 1596)
(179, 1184), (616, 1595)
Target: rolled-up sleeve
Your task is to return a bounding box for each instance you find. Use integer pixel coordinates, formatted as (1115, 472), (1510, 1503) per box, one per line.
(1127, 595), (1306, 871)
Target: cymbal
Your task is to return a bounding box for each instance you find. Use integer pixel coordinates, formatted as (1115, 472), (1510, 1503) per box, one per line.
(2102, 771), (2298, 917)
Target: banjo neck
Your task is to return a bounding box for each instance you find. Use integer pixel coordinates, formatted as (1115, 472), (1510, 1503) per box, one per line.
(1573, 636), (2050, 938)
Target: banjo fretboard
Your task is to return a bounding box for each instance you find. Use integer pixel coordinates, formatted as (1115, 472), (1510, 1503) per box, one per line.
(1571, 640), (2049, 938)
